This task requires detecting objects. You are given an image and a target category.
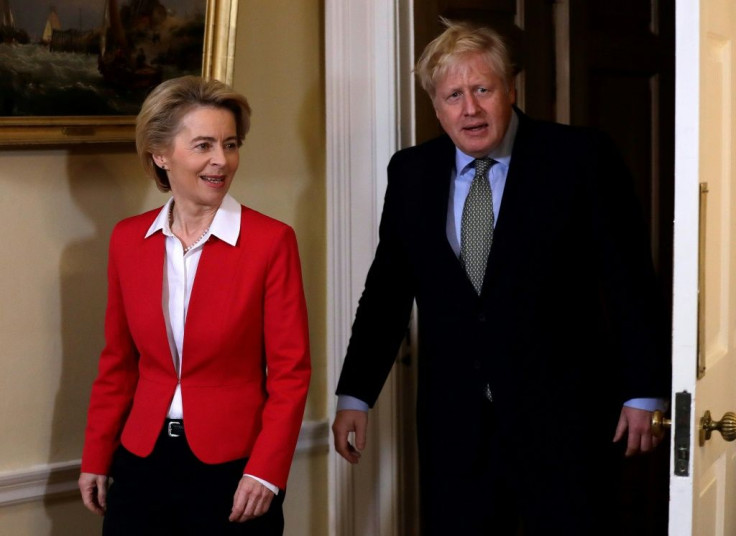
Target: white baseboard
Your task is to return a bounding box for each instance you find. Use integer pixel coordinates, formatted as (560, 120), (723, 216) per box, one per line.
(0, 419), (329, 507)
(0, 460), (81, 508)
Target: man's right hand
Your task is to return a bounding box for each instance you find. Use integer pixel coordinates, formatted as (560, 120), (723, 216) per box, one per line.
(79, 472), (109, 516)
(332, 410), (368, 464)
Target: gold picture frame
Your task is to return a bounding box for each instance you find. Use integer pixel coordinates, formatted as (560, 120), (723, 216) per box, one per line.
(0, 0), (238, 146)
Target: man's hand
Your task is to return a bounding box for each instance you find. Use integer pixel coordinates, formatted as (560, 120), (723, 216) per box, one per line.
(79, 472), (109, 516)
(613, 406), (661, 456)
(332, 409), (368, 464)
(229, 476), (275, 523)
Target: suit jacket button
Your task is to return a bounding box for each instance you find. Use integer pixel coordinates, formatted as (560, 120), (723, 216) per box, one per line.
(473, 359), (481, 370)
(477, 313), (487, 323)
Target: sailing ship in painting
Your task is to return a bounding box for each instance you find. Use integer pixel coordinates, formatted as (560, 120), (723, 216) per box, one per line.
(0, 0), (204, 116)
(46, 7), (100, 54)
(0, 0), (28, 43)
(41, 7), (61, 44)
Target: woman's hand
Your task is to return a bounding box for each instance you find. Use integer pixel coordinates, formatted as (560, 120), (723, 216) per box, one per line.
(229, 476), (275, 523)
(78, 472), (109, 515)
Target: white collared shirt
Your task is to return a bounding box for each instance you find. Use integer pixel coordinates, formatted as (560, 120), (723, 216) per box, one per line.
(145, 194), (279, 494)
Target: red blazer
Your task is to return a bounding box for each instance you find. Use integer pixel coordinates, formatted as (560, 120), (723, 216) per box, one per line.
(81, 205), (311, 490)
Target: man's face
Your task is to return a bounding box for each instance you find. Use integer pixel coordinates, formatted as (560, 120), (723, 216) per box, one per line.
(432, 53), (515, 158)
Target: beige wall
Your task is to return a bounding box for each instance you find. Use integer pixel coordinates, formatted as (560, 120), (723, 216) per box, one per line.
(0, 0), (327, 534)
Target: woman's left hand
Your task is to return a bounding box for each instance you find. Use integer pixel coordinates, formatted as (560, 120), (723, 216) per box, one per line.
(229, 476), (275, 522)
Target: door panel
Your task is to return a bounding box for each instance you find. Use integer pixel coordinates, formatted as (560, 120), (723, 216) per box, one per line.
(411, 2), (675, 534)
(569, 0), (675, 308)
(671, 0), (736, 534)
(568, 2), (674, 533)
(694, 1), (736, 534)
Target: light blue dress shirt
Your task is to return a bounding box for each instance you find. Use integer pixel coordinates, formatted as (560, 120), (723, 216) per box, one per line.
(446, 110), (517, 255)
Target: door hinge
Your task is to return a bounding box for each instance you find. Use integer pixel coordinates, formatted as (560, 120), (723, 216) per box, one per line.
(674, 391), (691, 477)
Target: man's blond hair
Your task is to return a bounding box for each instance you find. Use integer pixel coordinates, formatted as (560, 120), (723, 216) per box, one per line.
(415, 18), (514, 98)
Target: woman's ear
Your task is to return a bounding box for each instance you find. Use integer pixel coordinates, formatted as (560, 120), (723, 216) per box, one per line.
(152, 154), (168, 170)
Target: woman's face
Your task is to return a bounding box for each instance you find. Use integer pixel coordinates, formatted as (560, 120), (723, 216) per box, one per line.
(155, 105), (240, 209)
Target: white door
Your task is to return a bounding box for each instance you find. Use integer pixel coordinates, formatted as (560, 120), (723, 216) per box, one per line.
(670, 1), (736, 534)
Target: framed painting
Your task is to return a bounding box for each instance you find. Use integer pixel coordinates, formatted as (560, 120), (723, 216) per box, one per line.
(0, 0), (237, 145)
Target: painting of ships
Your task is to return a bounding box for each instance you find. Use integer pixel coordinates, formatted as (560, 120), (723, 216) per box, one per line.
(1, 0), (205, 117)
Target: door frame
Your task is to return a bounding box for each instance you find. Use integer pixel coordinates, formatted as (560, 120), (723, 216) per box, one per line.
(669, 0), (700, 532)
(327, 0), (703, 533)
(325, 1), (413, 535)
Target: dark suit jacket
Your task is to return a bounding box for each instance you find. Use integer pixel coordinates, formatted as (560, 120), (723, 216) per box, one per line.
(82, 205), (311, 490)
(336, 111), (669, 493)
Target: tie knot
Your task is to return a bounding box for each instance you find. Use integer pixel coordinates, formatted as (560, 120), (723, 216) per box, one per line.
(474, 158), (493, 177)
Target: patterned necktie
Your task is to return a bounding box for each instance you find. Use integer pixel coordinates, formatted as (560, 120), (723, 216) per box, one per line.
(460, 158), (495, 294)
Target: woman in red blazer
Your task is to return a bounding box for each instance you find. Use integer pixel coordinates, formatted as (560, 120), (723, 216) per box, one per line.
(78, 76), (311, 535)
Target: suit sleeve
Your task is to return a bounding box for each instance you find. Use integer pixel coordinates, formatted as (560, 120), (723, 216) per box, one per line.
(335, 154), (417, 407)
(81, 225), (140, 475)
(244, 226), (311, 489)
(588, 132), (670, 403)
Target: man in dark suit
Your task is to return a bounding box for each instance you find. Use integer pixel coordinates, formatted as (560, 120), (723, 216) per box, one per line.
(332, 19), (669, 535)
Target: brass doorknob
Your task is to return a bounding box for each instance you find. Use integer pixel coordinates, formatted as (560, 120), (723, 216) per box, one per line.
(651, 410), (671, 439)
(700, 410), (736, 446)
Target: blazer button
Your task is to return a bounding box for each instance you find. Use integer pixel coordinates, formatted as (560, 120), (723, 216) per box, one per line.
(473, 359), (481, 370)
(477, 313), (487, 323)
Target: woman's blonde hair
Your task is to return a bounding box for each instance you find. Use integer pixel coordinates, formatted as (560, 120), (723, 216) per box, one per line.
(415, 18), (514, 99)
(135, 76), (251, 192)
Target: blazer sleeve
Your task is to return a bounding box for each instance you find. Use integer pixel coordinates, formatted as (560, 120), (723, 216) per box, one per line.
(81, 224), (140, 475)
(335, 152), (417, 407)
(243, 225), (311, 489)
(588, 131), (670, 402)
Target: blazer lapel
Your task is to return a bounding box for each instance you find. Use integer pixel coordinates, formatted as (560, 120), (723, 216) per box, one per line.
(181, 234), (242, 367)
(129, 231), (172, 366)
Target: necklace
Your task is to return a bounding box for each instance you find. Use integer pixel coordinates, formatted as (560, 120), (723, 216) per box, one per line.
(169, 201), (210, 255)
(182, 229), (210, 254)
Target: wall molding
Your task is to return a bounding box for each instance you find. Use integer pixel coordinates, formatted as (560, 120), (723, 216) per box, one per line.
(0, 419), (329, 508)
(0, 459), (81, 508)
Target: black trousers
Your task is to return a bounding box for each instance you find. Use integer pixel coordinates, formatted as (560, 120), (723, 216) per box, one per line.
(418, 399), (623, 536)
(103, 423), (284, 536)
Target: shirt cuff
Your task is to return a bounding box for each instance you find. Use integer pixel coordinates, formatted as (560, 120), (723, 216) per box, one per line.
(244, 474), (279, 496)
(336, 395), (370, 412)
(624, 397), (668, 412)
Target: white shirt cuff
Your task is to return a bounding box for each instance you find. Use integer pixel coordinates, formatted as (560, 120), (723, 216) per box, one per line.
(244, 474), (279, 495)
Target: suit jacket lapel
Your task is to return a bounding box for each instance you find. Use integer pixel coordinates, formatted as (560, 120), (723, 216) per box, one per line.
(481, 111), (537, 296)
(419, 135), (473, 281)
